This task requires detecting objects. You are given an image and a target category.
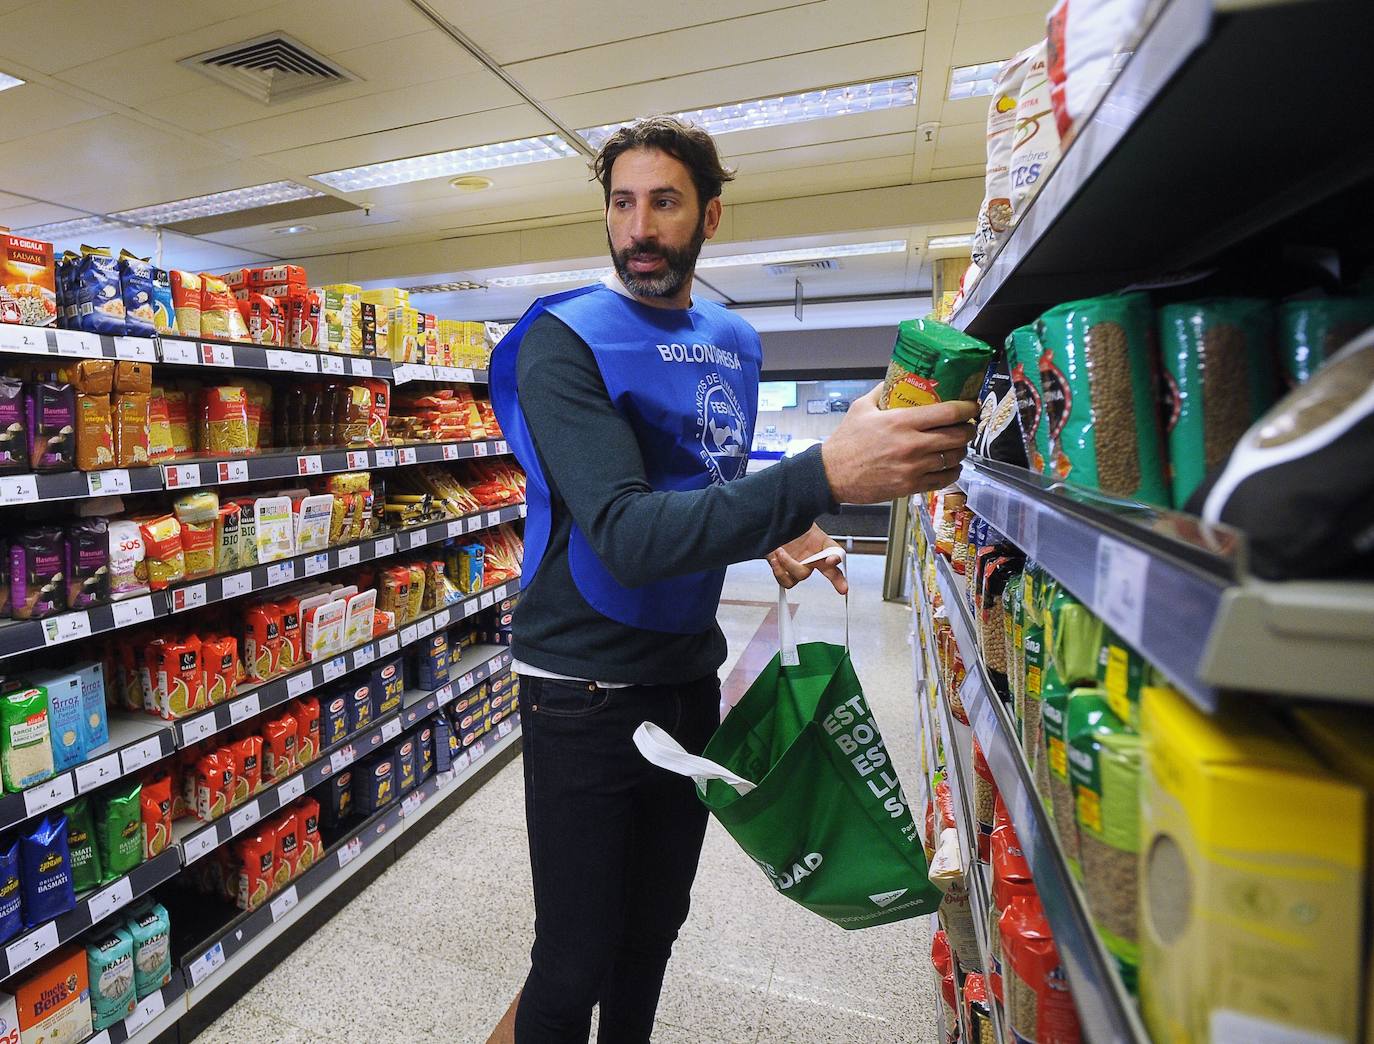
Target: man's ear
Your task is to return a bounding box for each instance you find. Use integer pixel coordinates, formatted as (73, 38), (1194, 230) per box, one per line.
(703, 196), (723, 241)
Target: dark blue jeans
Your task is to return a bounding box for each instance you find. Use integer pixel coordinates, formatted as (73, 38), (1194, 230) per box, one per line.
(514, 673), (720, 1044)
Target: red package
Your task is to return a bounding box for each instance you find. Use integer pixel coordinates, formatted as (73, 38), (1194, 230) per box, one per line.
(172, 747), (200, 820)
(263, 714), (298, 784)
(362, 379), (389, 446)
(245, 603), (282, 680)
(250, 264), (306, 289)
(196, 751), (234, 821)
(141, 774), (172, 858)
(231, 735), (263, 806)
(272, 809), (302, 889)
(1001, 895), (1080, 1044)
(239, 293), (284, 347)
(289, 697), (320, 767)
(201, 634), (239, 705)
(287, 291), (320, 350)
(294, 797), (323, 870)
(234, 829), (275, 910)
(219, 268), (252, 292)
(277, 597), (302, 673)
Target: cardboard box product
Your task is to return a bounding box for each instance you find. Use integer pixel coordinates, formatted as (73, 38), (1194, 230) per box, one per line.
(322, 770), (352, 829)
(396, 737), (418, 794)
(323, 691), (349, 748)
(346, 681), (373, 734)
(370, 658), (404, 719)
(354, 752), (397, 815)
(413, 633), (450, 691)
(317, 284), (361, 354)
(1139, 685), (1365, 1044)
(17, 945), (92, 1044)
(1, 235), (56, 328)
(24, 667), (84, 773)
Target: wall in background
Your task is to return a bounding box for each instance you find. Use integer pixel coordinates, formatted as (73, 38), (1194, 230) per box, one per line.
(756, 325), (895, 374)
(754, 378), (874, 445)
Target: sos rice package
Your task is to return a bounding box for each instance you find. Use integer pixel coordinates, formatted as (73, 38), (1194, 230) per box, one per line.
(20, 814), (75, 925)
(107, 520), (149, 600)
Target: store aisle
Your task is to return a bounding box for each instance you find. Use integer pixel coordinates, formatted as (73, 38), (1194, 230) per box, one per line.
(199, 554), (935, 1044)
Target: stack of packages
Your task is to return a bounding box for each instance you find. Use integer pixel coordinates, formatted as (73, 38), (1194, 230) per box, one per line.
(385, 465), (480, 525)
(218, 264), (306, 348)
(189, 793), (325, 912)
(476, 525), (523, 587)
(463, 460), (525, 509)
(389, 386), (500, 443)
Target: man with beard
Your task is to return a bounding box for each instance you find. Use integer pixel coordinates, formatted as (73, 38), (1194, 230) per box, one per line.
(489, 116), (975, 1043)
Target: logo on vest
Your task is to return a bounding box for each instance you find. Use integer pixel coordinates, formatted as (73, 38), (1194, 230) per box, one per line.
(696, 373), (748, 483)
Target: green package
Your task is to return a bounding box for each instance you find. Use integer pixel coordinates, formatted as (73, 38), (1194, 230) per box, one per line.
(1036, 292), (1169, 505)
(1045, 585), (1104, 687)
(126, 900), (172, 998)
(1044, 687), (1109, 881)
(1159, 298), (1277, 505)
(1069, 702), (1142, 994)
(87, 924), (136, 1030)
(1003, 574), (1024, 737)
(1095, 626), (1159, 731)
(1278, 297), (1374, 387)
(95, 780), (143, 882)
(881, 317), (993, 408)
(1, 686), (54, 792)
(62, 796), (102, 893)
(1007, 324), (1049, 472)
(1021, 568), (1050, 785)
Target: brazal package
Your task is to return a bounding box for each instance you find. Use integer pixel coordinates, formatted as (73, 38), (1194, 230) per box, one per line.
(86, 924), (136, 1031)
(127, 900), (172, 998)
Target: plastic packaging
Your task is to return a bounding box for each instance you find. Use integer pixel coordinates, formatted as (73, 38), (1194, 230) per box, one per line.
(882, 318), (996, 409)
(1276, 297), (1374, 387)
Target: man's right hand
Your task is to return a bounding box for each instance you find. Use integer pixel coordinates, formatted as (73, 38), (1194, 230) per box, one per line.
(820, 385), (978, 504)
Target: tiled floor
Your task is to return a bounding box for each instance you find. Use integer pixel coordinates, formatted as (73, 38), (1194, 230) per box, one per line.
(199, 555), (936, 1043)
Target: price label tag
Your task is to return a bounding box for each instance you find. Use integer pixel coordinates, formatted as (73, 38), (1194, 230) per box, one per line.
(496, 441), (509, 454)
(56, 330), (103, 357)
(347, 450), (369, 469)
(319, 354), (345, 375)
(381, 718), (402, 742)
(89, 1031), (111, 1044)
(220, 572), (252, 600)
(164, 463), (202, 489)
(374, 449), (396, 468)
(480, 591), (495, 610)
(337, 545), (361, 568)
(266, 349), (294, 372)
(471, 737), (486, 759)
(124, 987), (166, 1034)
(295, 353), (319, 373)
(400, 791), (423, 818)
(337, 836), (362, 869)
(398, 447), (417, 466)
(86, 469), (131, 495)
(322, 656), (346, 683)
(498, 718), (514, 738)
(187, 942), (225, 987)
(417, 617), (435, 639)
(457, 368), (476, 383)
(87, 877), (134, 923)
(330, 745), (356, 773)
(287, 672), (314, 699)
(518, 503), (527, 518)
(351, 359), (373, 378)
(0, 474), (38, 505)
(267, 561), (297, 586)
(114, 336), (157, 362)
(216, 460), (249, 484)
(160, 340), (198, 365)
(42, 611), (92, 647)
(1020, 503), (1039, 559)
(435, 366), (458, 382)
(400, 625), (418, 647)
(455, 750), (471, 772)
(182, 827), (219, 864)
(0, 324), (49, 352)
(403, 529), (423, 550)
(447, 520), (464, 538)
(379, 634), (399, 657)
(485, 511), (500, 529)
(1094, 536), (1149, 648)
(296, 454), (322, 476)
(972, 690), (999, 753)
(120, 736), (163, 774)
(110, 594), (156, 628)
(23, 773), (75, 818)
(373, 537), (395, 559)
(270, 884), (299, 922)
(473, 442), (488, 457)
(229, 801), (261, 836)
(442, 443), (459, 461)
(229, 694), (261, 726)
(351, 645), (375, 670)
(6, 922), (59, 976)
(202, 343), (235, 367)
(303, 552), (329, 577)
(180, 713), (216, 746)
(435, 683), (453, 704)
(172, 583), (207, 613)
(459, 673), (475, 691)
(75, 753), (121, 794)
(433, 609), (450, 630)
(278, 774), (306, 804)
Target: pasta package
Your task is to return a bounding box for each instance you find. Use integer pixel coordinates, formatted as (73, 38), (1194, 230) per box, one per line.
(215, 502), (241, 573)
(113, 392), (150, 467)
(76, 393), (115, 471)
(114, 360), (152, 393)
(174, 490), (220, 579)
(230, 736), (262, 807)
(201, 634), (238, 705)
(76, 248), (126, 335)
(140, 775), (172, 859)
(200, 274), (250, 342)
(241, 293), (284, 346)
(146, 389), (175, 463)
(169, 271), (202, 337)
(165, 388), (192, 455)
(139, 514), (184, 590)
(205, 386), (250, 456)
(150, 635), (205, 718)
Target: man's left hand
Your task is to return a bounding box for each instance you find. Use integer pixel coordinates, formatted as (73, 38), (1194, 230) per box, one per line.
(766, 524), (848, 595)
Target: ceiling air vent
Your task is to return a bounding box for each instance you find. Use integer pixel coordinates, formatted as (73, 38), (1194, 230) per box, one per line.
(180, 34), (357, 105)
(763, 258), (840, 276)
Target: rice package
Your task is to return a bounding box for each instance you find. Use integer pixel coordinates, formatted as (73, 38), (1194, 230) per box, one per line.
(31, 669), (83, 774)
(17, 945), (92, 1044)
(881, 318), (994, 409)
(65, 519), (108, 611)
(95, 780), (142, 882)
(76, 249), (125, 335)
(972, 48), (1036, 268)
(972, 354), (1027, 467)
(106, 520), (149, 600)
(117, 253), (155, 337)
(85, 924), (136, 1030)
(62, 797), (101, 893)
(1046, 0), (1149, 143)
(0, 375), (28, 475)
(126, 901), (171, 998)
(25, 381), (75, 472)
(20, 814), (74, 924)
(2, 687), (53, 792)
(113, 391), (150, 467)
(1036, 292), (1168, 504)
(75, 393), (114, 472)
(1277, 296), (1374, 387)
(150, 267), (176, 335)
(1009, 41), (1060, 216)
(0, 837), (19, 944)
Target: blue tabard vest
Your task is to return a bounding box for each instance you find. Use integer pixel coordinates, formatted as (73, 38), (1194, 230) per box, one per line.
(490, 284), (761, 634)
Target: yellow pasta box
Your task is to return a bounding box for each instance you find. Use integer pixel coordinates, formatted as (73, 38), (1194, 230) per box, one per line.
(1139, 685), (1365, 1044)
(388, 307), (420, 363)
(317, 283), (360, 355)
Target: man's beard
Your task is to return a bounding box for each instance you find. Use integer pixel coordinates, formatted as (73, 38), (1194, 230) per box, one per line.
(609, 217), (706, 300)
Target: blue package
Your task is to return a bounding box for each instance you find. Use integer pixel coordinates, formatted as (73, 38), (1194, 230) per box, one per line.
(20, 814), (74, 926)
(396, 736), (418, 794)
(433, 713), (452, 774)
(150, 267), (175, 335)
(76, 661), (108, 754)
(353, 753), (396, 814)
(76, 252), (125, 335)
(118, 255), (155, 336)
(0, 837), (19, 945)
(28, 668), (84, 773)
(56, 255), (76, 329)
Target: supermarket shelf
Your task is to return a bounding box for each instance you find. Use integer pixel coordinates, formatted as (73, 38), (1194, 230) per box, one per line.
(99, 968), (187, 1044)
(182, 718), (521, 998)
(0, 502), (524, 664)
(0, 846), (183, 982)
(400, 645), (514, 728)
(392, 363), (488, 385)
(960, 457), (1374, 706)
(157, 335), (392, 380)
(925, 532), (1148, 1044)
(951, 0), (1374, 339)
(0, 716), (175, 837)
(0, 466), (164, 508)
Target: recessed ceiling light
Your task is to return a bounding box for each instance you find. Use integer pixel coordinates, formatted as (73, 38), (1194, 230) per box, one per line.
(18, 215), (131, 243)
(273, 224), (317, 235)
(0, 72), (24, 93)
(114, 181), (323, 225)
(579, 76), (919, 149)
(927, 234), (974, 249)
(948, 61), (1006, 101)
(403, 280), (490, 293)
(312, 136), (576, 193)
(450, 176), (493, 192)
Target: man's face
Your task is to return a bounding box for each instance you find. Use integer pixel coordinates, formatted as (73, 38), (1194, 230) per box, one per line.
(606, 147), (721, 302)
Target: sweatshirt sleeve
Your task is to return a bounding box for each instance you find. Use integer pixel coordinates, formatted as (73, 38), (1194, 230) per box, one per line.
(515, 312), (837, 588)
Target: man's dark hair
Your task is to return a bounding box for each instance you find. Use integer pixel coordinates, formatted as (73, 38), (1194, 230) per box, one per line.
(592, 115), (736, 213)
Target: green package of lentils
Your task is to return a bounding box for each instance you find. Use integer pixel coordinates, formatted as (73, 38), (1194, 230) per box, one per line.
(1006, 323), (1049, 473)
(1036, 292), (1169, 506)
(1277, 297), (1374, 388)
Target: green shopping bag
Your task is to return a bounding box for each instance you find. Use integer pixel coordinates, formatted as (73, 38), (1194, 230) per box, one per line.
(635, 549), (940, 929)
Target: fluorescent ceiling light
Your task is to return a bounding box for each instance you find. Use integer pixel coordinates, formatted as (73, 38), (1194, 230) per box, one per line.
(483, 241), (908, 289)
(19, 215), (131, 242)
(405, 280), (490, 294)
(579, 76), (918, 149)
(114, 181), (323, 225)
(313, 136), (576, 192)
(927, 234), (974, 249)
(0, 72), (24, 92)
(948, 61), (1005, 101)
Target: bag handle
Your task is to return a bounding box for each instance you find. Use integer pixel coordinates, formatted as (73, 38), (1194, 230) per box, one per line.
(778, 547), (848, 668)
(633, 721), (756, 795)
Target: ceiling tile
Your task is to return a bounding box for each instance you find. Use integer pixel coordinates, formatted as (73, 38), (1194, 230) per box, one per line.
(950, 14), (1045, 66)
(0, 82), (108, 144)
(932, 121), (985, 167)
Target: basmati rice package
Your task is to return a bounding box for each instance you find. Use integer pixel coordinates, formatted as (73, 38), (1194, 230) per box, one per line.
(1009, 41), (1061, 217)
(20, 814), (75, 924)
(1046, 0), (1148, 143)
(95, 780), (142, 882)
(25, 381), (75, 472)
(86, 925), (136, 1030)
(65, 518), (108, 613)
(2, 687), (54, 792)
(126, 900), (171, 998)
(0, 837), (19, 945)
(169, 271), (202, 338)
(62, 796), (102, 892)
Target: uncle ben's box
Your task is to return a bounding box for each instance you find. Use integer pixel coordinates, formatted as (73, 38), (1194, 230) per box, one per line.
(17, 945), (91, 1044)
